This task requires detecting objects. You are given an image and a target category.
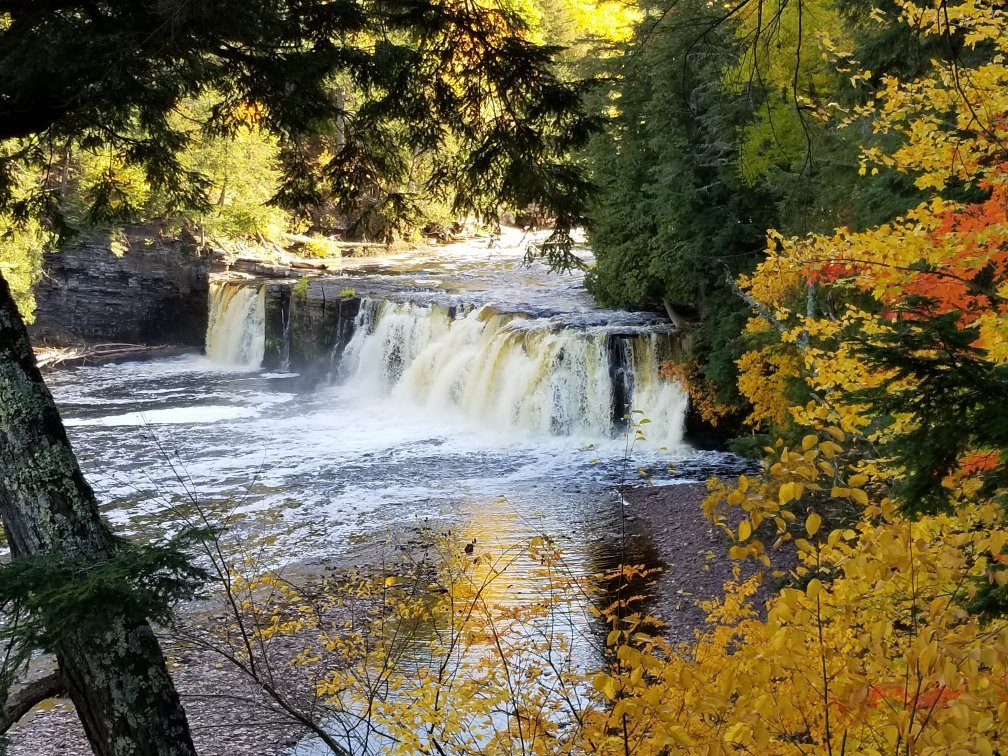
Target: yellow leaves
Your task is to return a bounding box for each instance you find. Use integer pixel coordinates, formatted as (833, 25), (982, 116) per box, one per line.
(806, 512), (823, 537)
(729, 545), (750, 560)
(656, 725), (695, 748)
(819, 439), (843, 458)
(737, 347), (805, 428)
(805, 578), (823, 600)
(592, 672), (619, 701)
(990, 529), (1007, 555)
(830, 485), (870, 507)
(779, 480), (804, 505)
(738, 519), (752, 542)
(723, 721), (753, 745)
(917, 638), (940, 674)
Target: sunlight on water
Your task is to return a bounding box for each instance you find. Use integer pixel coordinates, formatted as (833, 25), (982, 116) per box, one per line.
(205, 281), (266, 366)
(42, 234), (750, 753)
(46, 234), (743, 561)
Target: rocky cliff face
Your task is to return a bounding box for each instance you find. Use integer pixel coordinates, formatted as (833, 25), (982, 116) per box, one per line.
(30, 227), (212, 347)
(263, 279), (361, 377)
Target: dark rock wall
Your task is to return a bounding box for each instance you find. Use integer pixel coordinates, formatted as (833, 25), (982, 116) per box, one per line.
(30, 227), (212, 346)
(263, 279), (361, 378)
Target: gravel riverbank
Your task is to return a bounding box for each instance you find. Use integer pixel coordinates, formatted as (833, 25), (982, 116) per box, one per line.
(620, 482), (792, 645)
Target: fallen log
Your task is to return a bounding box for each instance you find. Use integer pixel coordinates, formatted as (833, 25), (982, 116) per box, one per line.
(281, 232), (386, 249)
(34, 344), (195, 370)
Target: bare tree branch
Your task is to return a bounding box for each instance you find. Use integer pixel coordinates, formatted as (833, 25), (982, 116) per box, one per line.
(0, 672), (67, 735)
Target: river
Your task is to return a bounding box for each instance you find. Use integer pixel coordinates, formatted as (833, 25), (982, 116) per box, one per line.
(46, 230), (743, 561)
(41, 230), (747, 752)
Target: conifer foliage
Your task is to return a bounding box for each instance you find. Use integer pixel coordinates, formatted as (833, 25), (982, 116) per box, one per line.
(0, 0), (595, 241)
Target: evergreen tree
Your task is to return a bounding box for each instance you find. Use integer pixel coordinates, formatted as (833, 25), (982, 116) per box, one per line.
(586, 0), (778, 411)
(1, 0), (595, 247)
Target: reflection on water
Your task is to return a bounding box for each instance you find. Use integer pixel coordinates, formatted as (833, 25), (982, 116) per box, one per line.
(44, 355), (745, 751)
(46, 355), (744, 562)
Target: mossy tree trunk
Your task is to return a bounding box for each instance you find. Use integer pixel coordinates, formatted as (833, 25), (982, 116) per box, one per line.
(0, 274), (196, 755)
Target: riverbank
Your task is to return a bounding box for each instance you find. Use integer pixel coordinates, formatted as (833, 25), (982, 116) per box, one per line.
(3, 482), (788, 755)
(34, 343), (198, 370)
(621, 482), (792, 645)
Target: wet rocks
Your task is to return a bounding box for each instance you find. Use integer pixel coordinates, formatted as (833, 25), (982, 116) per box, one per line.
(263, 281), (361, 377)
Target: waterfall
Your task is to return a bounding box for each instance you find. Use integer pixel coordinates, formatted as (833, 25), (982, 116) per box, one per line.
(625, 334), (690, 444)
(337, 299), (688, 444)
(205, 281), (266, 367)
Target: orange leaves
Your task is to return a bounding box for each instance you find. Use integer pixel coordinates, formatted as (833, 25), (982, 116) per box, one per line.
(960, 451), (1000, 475)
(658, 359), (735, 423)
(805, 260), (856, 285)
(865, 681), (965, 711)
(794, 178), (1008, 330)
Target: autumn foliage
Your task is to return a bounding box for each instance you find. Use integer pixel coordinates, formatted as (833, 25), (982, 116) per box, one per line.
(224, 0), (1008, 752)
(698, 0), (1008, 750)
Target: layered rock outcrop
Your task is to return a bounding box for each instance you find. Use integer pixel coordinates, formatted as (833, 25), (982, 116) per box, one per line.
(263, 280), (361, 376)
(30, 227), (213, 347)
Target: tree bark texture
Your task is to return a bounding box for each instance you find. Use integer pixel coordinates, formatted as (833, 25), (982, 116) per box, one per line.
(0, 671), (67, 734)
(0, 274), (197, 756)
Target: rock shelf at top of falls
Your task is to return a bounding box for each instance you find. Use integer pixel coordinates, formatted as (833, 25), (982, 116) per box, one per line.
(214, 228), (680, 334)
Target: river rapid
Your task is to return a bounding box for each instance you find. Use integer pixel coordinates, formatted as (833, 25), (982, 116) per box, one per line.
(47, 230), (745, 568)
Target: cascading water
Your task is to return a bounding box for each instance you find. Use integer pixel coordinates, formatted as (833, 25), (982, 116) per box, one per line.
(338, 299), (688, 444)
(205, 281), (266, 367)
(624, 334), (691, 443)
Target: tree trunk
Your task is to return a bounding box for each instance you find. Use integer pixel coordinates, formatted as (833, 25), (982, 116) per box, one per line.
(0, 274), (197, 756)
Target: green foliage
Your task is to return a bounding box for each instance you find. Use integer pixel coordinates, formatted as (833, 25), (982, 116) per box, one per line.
(586, 0), (779, 408)
(726, 0), (841, 187)
(0, 531), (208, 663)
(853, 313), (1008, 517)
(0, 215), (48, 323)
(300, 236), (345, 258)
(581, 0), (976, 425)
(0, 0), (596, 256)
(172, 98), (289, 240)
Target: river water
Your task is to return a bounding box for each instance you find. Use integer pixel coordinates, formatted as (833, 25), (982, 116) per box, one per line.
(47, 230), (743, 563)
(42, 231), (746, 751)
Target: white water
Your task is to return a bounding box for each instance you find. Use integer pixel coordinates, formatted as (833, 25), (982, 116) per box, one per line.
(205, 281), (265, 367)
(201, 230), (690, 445)
(47, 355), (742, 556)
(624, 333), (693, 442)
(339, 300), (688, 444)
(42, 236), (748, 755)
(44, 234), (732, 561)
